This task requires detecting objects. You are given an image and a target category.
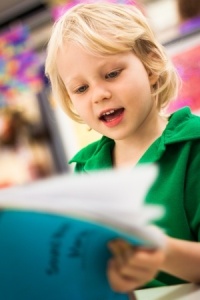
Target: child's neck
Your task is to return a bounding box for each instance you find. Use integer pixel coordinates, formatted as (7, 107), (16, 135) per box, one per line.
(112, 116), (168, 168)
(113, 139), (153, 168)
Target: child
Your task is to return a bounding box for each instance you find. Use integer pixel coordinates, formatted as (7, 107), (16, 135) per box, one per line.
(45, 2), (200, 293)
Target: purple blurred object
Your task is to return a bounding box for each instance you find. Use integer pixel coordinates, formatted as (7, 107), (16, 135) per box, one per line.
(179, 16), (200, 34)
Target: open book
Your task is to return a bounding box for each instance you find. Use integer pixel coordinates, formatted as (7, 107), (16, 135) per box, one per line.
(0, 165), (165, 300)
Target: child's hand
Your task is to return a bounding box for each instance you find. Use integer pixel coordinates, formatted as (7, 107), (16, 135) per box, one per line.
(107, 239), (166, 293)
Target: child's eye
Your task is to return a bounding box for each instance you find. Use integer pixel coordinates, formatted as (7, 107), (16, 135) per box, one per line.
(105, 70), (121, 79)
(75, 85), (88, 94)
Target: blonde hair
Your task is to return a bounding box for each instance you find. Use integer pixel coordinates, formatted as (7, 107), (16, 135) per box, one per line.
(45, 2), (180, 123)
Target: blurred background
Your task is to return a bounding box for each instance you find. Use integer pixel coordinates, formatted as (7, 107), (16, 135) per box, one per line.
(0, 0), (199, 188)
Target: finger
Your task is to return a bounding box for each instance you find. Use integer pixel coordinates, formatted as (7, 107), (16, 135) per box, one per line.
(107, 260), (139, 292)
(108, 239), (134, 259)
(128, 248), (165, 270)
(108, 239), (135, 265)
(119, 263), (157, 282)
(108, 259), (156, 292)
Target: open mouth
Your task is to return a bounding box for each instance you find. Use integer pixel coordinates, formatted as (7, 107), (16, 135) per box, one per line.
(99, 108), (124, 122)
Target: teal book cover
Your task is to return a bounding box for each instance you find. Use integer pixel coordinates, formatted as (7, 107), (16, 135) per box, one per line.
(0, 209), (132, 300)
(0, 166), (165, 300)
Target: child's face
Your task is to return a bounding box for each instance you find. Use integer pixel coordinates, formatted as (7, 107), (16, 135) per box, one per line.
(57, 42), (158, 142)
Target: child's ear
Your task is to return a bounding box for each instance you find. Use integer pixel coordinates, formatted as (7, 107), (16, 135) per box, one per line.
(147, 70), (158, 86)
(146, 51), (159, 86)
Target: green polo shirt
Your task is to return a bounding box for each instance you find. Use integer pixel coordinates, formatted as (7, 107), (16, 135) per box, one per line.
(69, 107), (200, 288)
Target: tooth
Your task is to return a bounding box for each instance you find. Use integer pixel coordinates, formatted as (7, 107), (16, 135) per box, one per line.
(104, 110), (114, 116)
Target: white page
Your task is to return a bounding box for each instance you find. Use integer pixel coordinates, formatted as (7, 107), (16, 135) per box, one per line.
(0, 165), (165, 247)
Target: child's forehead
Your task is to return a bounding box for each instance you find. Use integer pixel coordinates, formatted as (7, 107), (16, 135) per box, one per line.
(56, 42), (136, 77)
(59, 40), (121, 58)
(58, 40), (135, 63)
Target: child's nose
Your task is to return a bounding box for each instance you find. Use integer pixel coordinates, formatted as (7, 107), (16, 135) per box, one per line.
(92, 84), (112, 104)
